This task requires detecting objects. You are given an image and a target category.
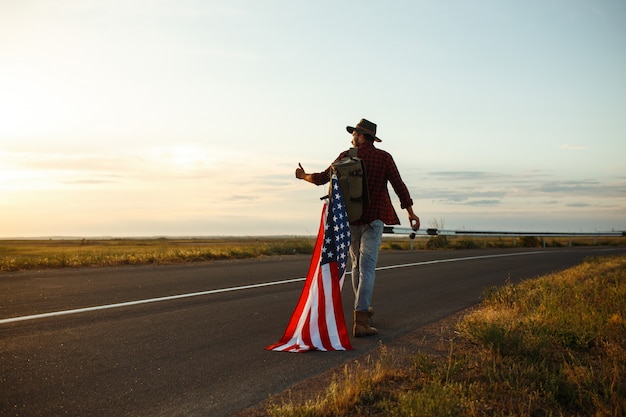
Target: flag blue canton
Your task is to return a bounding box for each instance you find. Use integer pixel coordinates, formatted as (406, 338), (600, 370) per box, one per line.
(321, 176), (351, 276)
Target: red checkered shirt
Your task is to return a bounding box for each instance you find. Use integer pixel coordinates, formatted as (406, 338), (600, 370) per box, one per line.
(311, 141), (413, 225)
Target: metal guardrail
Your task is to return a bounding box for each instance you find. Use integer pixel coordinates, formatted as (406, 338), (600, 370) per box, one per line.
(383, 226), (625, 248)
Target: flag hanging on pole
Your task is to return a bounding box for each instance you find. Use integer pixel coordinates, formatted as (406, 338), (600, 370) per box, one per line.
(266, 176), (353, 352)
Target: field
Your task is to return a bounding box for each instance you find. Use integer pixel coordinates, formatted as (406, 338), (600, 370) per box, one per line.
(0, 237), (316, 272)
(1, 235), (624, 272)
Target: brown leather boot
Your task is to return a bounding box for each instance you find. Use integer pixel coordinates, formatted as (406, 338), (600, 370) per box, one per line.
(353, 310), (378, 337)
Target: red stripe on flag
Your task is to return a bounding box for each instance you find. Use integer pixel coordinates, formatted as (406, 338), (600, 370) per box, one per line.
(265, 204), (326, 352)
(315, 269), (331, 350)
(331, 265), (352, 349)
(266, 200), (353, 353)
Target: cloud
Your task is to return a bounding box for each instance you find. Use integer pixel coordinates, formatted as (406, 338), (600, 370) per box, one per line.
(428, 171), (503, 180)
(560, 144), (589, 150)
(60, 179), (119, 185)
(252, 173), (294, 187)
(533, 180), (626, 197)
(408, 171), (626, 218)
(465, 199), (502, 206)
(533, 179), (600, 193)
(0, 145), (239, 185)
(2, 150), (122, 172)
(411, 187), (506, 206)
(224, 195), (259, 202)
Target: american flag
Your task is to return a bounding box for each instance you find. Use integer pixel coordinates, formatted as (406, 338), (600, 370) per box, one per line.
(266, 176), (353, 352)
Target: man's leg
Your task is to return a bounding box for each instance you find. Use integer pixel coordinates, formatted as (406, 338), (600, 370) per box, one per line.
(353, 220), (384, 312)
(349, 224), (363, 303)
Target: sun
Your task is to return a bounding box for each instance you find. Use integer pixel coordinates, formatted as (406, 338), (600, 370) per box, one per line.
(156, 144), (221, 174)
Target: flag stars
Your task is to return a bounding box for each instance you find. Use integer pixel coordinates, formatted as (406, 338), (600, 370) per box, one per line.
(321, 176), (353, 278)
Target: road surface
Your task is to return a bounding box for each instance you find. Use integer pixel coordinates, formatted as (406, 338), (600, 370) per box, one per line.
(1, 247), (624, 416)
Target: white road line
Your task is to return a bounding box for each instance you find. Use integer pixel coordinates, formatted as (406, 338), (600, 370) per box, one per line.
(0, 278), (305, 325)
(375, 250), (545, 271)
(0, 251), (545, 325)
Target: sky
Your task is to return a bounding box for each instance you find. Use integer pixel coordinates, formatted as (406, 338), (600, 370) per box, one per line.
(1, 0), (625, 237)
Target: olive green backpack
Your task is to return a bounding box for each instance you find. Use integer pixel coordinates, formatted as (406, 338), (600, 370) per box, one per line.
(330, 148), (370, 223)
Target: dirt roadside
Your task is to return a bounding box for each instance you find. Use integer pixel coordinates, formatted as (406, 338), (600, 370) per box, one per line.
(232, 308), (473, 417)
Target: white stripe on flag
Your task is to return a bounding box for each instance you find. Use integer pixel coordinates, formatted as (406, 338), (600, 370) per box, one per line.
(266, 175), (353, 353)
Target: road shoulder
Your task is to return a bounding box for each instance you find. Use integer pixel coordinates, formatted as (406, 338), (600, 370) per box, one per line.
(232, 307), (474, 417)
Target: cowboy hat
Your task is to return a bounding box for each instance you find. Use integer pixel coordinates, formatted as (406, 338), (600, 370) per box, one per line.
(346, 118), (382, 142)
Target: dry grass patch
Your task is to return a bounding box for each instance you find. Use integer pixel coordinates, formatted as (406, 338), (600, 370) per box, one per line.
(260, 255), (626, 417)
(0, 237), (315, 271)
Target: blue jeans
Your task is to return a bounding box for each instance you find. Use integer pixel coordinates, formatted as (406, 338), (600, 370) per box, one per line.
(349, 220), (384, 312)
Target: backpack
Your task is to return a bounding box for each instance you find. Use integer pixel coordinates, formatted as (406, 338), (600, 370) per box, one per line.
(330, 148), (370, 223)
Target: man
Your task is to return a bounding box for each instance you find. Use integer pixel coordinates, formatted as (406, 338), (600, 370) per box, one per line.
(295, 118), (420, 337)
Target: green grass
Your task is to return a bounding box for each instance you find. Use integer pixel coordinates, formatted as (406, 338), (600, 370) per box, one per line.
(265, 254), (626, 416)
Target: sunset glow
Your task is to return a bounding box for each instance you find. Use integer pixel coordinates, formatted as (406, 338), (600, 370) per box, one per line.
(1, 1), (625, 237)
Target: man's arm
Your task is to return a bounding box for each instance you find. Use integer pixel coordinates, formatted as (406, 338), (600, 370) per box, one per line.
(295, 163), (332, 185)
(295, 163), (316, 184)
(385, 155), (420, 230)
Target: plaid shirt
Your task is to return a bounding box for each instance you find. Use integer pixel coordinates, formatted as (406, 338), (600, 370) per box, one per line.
(311, 141), (413, 225)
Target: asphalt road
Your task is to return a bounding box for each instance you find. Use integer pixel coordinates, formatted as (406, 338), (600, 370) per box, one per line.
(1, 247), (624, 417)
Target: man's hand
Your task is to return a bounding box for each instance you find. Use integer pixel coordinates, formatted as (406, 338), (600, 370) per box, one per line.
(295, 163), (305, 179)
(409, 214), (420, 231)
(406, 206), (420, 231)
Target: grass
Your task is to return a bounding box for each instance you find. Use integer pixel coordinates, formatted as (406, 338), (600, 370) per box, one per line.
(0, 237), (316, 272)
(264, 254), (626, 417)
(1, 236), (623, 272)
(381, 236), (625, 251)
